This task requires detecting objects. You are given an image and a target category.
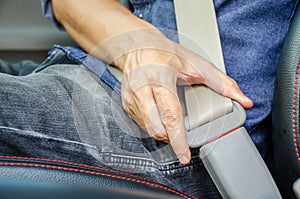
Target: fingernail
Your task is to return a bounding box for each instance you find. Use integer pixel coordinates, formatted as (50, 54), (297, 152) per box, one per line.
(179, 155), (190, 165)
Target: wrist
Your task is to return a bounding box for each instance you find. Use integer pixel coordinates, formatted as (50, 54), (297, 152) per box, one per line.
(96, 27), (170, 71)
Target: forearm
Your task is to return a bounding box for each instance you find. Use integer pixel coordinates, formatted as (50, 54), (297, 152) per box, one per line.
(52, 0), (155, 70)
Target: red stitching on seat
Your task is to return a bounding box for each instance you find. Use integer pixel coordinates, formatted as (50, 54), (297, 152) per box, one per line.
(0, 156), (198, 199)
(293, 64), (300, 162)
(0, 162), (198, 199)
(0, 156), (157, 183)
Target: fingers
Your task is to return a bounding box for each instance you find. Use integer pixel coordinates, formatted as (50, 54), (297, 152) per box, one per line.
(134, 86), (168, 141)
(222, 76), (253, 109)
(152, 86), (191, 165)
(203, 67), (254, 109)
(178, 56), (253, 109)
(122, 73), (191, 165)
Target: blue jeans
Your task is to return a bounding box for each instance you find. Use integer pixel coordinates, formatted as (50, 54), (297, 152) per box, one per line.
(0, 50), (221, 198)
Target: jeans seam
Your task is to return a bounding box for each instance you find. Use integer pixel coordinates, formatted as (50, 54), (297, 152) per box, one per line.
(100, 152), (202, 171)
(0, 126), (201, 170)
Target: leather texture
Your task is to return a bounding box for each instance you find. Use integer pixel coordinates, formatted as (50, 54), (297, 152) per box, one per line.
(0, 156), (190, 199)
(272, 3), (300, 198)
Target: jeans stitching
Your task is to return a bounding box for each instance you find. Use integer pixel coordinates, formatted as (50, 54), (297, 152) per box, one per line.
(0, 125), (203, 172)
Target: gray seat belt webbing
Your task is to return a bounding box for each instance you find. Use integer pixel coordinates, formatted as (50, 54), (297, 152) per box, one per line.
(173, 0), (232, 131)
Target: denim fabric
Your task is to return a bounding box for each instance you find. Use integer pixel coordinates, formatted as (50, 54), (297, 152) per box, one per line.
(41, 0), (299, 156)
(0, 60), (39, 76)
(214, 0), (299, 156)
(52, 45), (121, 94)
(0, 49), (221, 198)
(42, 0), (65, 31)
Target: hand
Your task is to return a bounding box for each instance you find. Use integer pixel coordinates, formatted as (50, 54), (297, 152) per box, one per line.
(52, 0), (253, 165)
(109, 28), (254, 165)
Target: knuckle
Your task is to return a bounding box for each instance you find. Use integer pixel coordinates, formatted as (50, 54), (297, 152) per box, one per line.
(225, 82), (239, 97)
(229, 78), (238, 88)
(161, 107), (181, 128)
(152, 132), (167, 141)
(146, 124), (167, 141)
(132, 87), (145, 99)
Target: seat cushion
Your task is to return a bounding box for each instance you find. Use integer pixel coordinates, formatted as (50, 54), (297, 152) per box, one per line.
(0, 156), (194, 199)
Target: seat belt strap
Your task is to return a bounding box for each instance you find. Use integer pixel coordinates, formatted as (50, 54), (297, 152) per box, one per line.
(174, 0), (232, 131)
(173, 1), (282, 198)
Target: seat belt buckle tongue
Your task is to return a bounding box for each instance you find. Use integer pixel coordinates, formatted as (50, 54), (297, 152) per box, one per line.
(185, 101), (246, 148)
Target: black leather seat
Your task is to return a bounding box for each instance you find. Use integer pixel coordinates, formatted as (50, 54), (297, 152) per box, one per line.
(0, 156), (186, 199)
(273, 2), (300, 198)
